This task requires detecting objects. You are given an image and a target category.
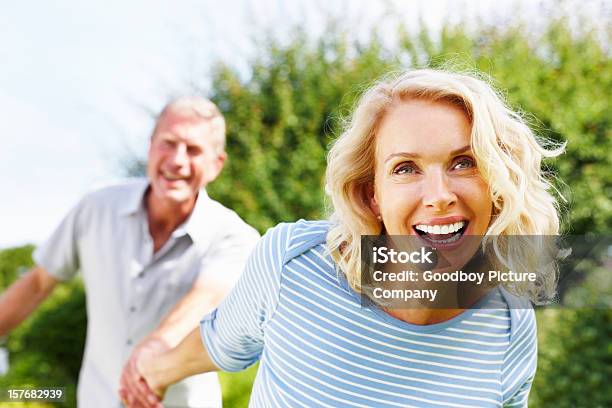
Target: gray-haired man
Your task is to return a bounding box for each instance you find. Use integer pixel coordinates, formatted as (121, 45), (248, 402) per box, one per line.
(0, 97), (259, 407)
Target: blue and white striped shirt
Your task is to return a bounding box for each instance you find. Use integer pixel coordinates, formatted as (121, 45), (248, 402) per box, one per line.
(201, 220), (537, 407)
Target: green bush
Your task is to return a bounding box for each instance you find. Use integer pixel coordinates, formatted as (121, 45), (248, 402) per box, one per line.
(199, 18), (611, 236)
(532, 308), (612, 408)
(0, 245), (35, 290)
(219, 364), (259, 407)
(0, 246), (85, 408)
(531, 265), (612, 408)
(1, 11), (610, 408)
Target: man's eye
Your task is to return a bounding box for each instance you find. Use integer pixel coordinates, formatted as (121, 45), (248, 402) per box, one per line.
(187, 146), (202, 155)
(393, 163), (418, 175)
(453, 156), (475, 170)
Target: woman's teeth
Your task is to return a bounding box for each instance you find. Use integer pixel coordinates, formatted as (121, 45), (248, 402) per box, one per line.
(415, 221), (466, 235)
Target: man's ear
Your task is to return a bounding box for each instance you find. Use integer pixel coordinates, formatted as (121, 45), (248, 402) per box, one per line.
(216, 151), (227, 171)
(210, 151), (227, 181)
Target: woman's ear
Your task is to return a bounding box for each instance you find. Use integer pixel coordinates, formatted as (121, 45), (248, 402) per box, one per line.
(366, 182), (380, 218)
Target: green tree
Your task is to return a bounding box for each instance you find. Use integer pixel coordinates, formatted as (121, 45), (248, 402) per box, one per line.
(2, 12), (609, 408)
(0, 246), (85, 408)
(199, 19), (611, 236)
(531, 266), (612, 407)
(206, 28), (398, 231)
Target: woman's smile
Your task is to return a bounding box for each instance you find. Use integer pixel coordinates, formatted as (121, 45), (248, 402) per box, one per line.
(413, 216), (469, 250)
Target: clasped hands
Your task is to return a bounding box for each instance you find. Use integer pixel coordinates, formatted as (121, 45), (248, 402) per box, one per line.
(119, 337), (168, 408)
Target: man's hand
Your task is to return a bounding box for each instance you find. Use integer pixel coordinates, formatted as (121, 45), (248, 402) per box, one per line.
(119, 337), (169, 408)
(122, 328), (221, 408)
(137, 351), (169, 403)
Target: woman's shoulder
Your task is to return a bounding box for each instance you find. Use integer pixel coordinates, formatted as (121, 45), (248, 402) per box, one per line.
(498, 288), (537, 342)
(498, 290), (538, 403)
(262, 219), (330, 264)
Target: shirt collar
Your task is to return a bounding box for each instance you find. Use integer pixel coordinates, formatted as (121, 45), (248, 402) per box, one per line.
(119, 179), (150, 216)
(119, 178), (212, 246)
(172, 189), (212, 244)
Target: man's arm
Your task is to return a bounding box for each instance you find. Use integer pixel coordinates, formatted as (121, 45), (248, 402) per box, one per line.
(119, 272), (240, 407)
(147, 277), (232, 347)
(0, 266), (59, 336)
(120, 221), (260, 406)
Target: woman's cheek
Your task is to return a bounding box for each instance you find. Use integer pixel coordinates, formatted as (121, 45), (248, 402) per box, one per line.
(383, 186), (418, 235)
(454, 177), (489, 199)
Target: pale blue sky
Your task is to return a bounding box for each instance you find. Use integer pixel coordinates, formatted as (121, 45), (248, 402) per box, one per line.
(0, 0), (604, 247)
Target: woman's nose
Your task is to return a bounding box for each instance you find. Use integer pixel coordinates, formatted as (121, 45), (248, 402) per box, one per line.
(422, 171), (457, 212)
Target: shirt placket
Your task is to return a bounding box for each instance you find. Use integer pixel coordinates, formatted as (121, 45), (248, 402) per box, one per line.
(125, 212), (183, 350)
(124, 212), (156, 349)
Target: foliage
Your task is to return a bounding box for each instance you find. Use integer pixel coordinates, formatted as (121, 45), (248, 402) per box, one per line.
(531, 266), (612, 407)
(218, 364), (259, 407)
(0, 246), (85, 408)
(1, 11), (610, 408)
(203, 29), (397, 231)
(0, 246), (35, 290)
(195, 18), (611, 236)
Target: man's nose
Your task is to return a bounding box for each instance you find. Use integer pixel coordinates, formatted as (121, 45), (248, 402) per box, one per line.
(169, 144), (189, 167)
(422, 170), (457, 212)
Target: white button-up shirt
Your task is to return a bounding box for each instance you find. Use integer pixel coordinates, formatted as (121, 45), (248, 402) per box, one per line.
(33, 179), (260, 408)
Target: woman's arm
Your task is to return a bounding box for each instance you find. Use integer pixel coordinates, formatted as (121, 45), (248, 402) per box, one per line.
(123, 328), (219, 407)
(145, 327), (219, 392)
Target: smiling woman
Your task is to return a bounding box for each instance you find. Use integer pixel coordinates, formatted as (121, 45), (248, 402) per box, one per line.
(132, 69), (565, 408)
(326, 70), (563, 301)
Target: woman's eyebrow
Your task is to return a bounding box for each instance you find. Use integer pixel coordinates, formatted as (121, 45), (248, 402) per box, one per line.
(384, 145), (472, 163)
(384, 152), (418, 163)
(450, 145), (472, 156)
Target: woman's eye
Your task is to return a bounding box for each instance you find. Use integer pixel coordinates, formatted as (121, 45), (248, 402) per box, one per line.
(393, 162), (418, 175)
(453, 156), (475, 170)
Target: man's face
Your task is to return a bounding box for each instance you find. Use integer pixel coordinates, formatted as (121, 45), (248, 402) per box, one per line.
(147, 111), (226, 206)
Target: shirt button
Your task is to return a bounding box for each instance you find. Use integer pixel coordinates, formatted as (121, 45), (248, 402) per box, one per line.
(126, 339), (133, 346)
(129, 306), (136, 313)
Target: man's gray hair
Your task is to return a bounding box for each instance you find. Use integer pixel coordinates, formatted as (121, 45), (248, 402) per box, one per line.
(153, 96), (226, 151)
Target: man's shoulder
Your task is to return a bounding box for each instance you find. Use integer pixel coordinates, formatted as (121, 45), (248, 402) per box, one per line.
(189, 193), (260, 244)
(200, 195), (244, 222)
(83, 178), (149, 205)
(80, 178), (145, 200)
(78, 179), (147, 211)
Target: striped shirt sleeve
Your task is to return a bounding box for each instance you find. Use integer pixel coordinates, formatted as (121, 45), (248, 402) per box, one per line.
(199, 223), (292, 372)
(502, 308), (538, 407)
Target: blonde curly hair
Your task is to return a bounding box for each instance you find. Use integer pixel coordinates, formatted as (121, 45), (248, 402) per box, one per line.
(325, 69), (564, 304)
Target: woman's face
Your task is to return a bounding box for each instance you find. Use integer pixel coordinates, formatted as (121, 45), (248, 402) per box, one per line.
(370, 99), (492, 249)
